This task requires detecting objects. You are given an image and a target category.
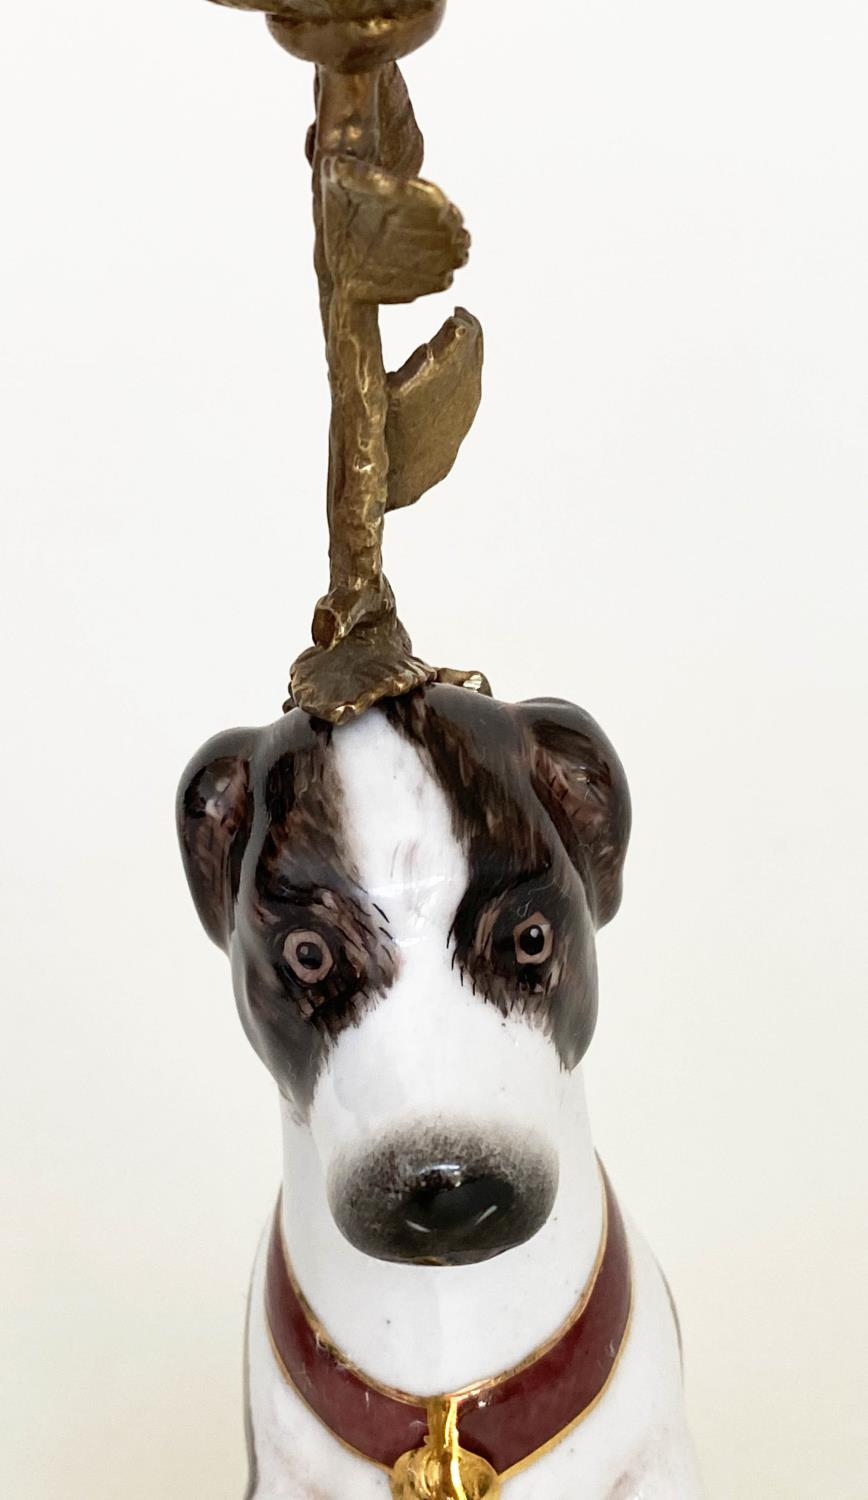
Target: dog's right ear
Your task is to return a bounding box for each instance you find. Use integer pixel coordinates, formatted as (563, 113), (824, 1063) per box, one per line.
(518, 698), (631, 930)
(177, 728), (258, 952)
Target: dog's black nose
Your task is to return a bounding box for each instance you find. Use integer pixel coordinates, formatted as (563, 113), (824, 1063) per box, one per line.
(329, 1132), (558, 1266)
(404, 1165), (516, 1240)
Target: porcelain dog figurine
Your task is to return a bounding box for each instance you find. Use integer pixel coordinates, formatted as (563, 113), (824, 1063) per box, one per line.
(178, 685), (704, 1499)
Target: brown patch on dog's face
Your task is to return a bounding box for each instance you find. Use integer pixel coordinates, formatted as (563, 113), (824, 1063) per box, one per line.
(178, 712), (402, 1111)
(456, 868), (596, 1055)
(231, 717), (400, 1110)
(385, 687), (625, 1069)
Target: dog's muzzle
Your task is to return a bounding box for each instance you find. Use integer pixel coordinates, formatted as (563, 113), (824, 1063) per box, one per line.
(328, 1128), (559, 1266)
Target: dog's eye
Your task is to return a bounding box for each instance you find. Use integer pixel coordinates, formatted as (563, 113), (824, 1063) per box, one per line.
(513, 913), (553, 966)
(283, 930), (334, 985)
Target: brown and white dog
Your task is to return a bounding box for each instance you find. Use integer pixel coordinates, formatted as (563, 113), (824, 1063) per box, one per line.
(178, 685), (704, 1500)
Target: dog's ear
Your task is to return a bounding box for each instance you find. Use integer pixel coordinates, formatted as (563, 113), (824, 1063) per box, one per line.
(519, 699), (631, 929)
(177, 728), (259, 951)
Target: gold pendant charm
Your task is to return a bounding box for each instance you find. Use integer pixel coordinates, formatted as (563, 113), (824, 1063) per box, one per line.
(391, 1399), (500, 1500)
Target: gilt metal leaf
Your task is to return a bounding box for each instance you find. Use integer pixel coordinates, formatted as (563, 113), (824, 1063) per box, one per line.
(321, 156), (469, 305)
(386, 309), (483, 513)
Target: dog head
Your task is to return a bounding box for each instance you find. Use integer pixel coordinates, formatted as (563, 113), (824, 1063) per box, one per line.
(178, 685), (630, 1266)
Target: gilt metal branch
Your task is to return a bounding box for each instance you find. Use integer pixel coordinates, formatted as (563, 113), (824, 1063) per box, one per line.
(209, 0), (488, 723)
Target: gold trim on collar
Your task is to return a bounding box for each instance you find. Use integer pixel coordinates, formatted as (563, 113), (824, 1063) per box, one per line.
(266, 1267), (635, 1492)
(265, 1319), (393, 1475)
(500, 1270), (635, 1481)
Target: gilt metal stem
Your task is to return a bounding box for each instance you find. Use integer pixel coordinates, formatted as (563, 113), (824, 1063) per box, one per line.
(208, 0), (488, 722)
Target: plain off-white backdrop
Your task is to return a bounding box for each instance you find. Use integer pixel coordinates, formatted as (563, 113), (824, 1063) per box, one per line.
(1, 2), (866, 1497)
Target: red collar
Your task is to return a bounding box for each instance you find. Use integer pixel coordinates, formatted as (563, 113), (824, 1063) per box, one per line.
(265, 1167), (632, 1489)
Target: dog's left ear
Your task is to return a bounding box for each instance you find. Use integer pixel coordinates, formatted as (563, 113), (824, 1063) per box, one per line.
(177, 728), (259, 951)
(519, 699), (631, 928)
